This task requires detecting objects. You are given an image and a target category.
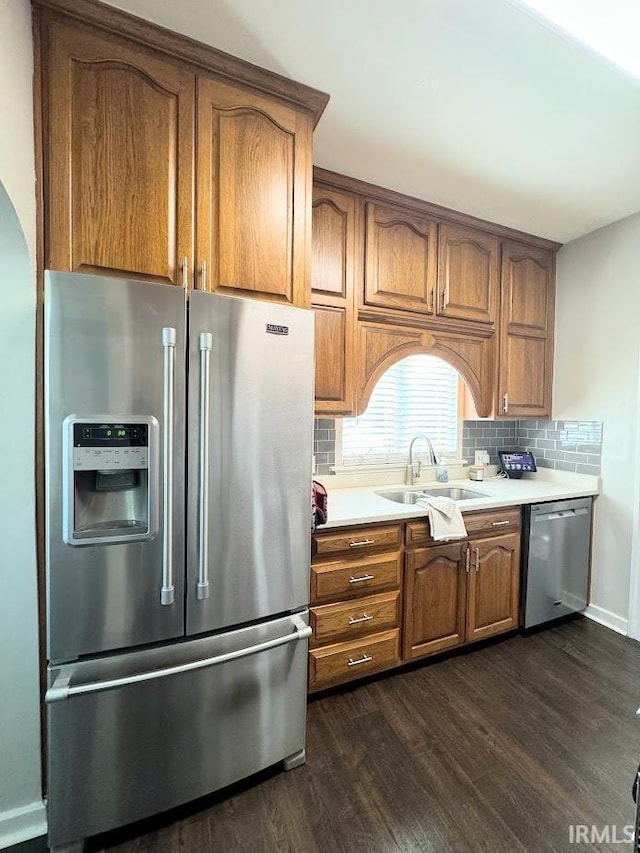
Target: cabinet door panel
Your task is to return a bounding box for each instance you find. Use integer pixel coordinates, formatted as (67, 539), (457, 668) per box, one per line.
(501, 335), (547, 414)
(437, 223), (499, 324)
(312, 192), (356, 298)
(198, 77), (312, 304)
(502, 246), (551, 333)
(313, 306), (348, 406)
(404, 543), (466, 660)
(311, 187), (358, 414)
(466, 533), (520, 642)
(499, 242), (554, 418)
(47, 22), (195, 283)
(364, 203), (436, 314)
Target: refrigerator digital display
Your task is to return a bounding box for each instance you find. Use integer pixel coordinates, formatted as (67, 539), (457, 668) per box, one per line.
(90, 427), (129, 440)
(73, 422), (148, 448)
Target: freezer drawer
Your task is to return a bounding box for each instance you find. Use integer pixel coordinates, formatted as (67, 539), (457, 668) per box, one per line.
(46, 613), (310, 847)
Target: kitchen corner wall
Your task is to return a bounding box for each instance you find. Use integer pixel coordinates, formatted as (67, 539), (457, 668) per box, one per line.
(0, 2), (45, 849)
(554, 211), (640, 638)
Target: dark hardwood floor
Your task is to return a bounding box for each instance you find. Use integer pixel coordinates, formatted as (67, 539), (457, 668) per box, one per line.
(90, 618), (640, 852)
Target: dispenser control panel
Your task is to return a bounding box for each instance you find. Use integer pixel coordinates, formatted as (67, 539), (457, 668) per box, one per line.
(72, 422), (149, 470)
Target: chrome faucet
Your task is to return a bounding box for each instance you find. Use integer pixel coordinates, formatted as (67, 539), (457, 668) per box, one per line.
(406, 434), (437, 485)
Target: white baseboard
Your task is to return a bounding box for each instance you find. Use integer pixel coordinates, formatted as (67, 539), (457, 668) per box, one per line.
(583, 603), (629, 636)
(0, 800), (47, 850)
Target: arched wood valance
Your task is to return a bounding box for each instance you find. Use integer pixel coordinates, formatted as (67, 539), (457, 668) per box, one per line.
(356, 322), (495, 417)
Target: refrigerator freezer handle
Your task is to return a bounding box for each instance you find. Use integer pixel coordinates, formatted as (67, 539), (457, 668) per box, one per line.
(197, 332), (213, 600)
(45, 618), (312, 703)
(161, 327), (176, 606)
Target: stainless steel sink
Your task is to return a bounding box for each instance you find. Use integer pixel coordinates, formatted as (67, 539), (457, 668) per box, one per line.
(422, 487), (488, 501)
(376, 486), (488, 504)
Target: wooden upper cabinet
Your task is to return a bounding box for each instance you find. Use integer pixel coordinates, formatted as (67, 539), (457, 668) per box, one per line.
(466, 533), (520, 642)
(197, 76), (312, 305)
(45, 21), (195, 284)
(364, 202), (437, 315)
(311, 186), (358, 414)
(498, 242), (555, 418)
(437, 223), (499, 325)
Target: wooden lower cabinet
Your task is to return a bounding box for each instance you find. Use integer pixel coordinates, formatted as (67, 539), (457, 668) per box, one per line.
(308, 630), (400, 692)
(309, 523), (403, 692)
(403, 519), (521, 662)
(310, 513), (522, 691)
(403, 543), (467, 659)
(466, 532), (520, 642)
(310, 590), (401, 647)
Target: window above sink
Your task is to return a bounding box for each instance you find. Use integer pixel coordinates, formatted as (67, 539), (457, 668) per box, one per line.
(337, 354), (465, 471)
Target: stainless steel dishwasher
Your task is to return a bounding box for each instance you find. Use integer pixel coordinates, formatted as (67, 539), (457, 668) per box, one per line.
(522, 497), (593, 628)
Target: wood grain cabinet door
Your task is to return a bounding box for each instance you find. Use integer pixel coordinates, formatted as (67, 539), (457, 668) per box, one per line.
(466, 533), (520, 642)
(499, 242), (555, 418)
(311, 186), (358, 414)
(437, 223), (499, 325)
(45, 21), (195, 284)
(364, 202), (437, 315)
(403, 543), (467, 661)
(197, 76), (312, 305)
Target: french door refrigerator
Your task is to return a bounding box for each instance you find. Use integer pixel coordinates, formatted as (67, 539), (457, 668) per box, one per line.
(44, 272), (314, 847)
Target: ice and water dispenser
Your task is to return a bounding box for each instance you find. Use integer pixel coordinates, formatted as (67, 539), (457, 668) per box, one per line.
(63, 416), (158, 545)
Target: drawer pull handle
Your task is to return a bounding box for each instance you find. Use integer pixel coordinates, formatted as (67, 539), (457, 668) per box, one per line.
(348, 613), (373, 625)
(349, 574), (375, 584)
(491, 521), (511, 527)
(347, 654), (373, 667)
(349, 538), (375, 548)
(475, 547), (480, 572)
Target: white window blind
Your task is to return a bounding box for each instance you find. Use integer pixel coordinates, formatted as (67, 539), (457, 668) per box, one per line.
(340, 355), (460, 466)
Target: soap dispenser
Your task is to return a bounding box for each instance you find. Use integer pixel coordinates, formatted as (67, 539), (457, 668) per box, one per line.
(436, 456), (449, 483)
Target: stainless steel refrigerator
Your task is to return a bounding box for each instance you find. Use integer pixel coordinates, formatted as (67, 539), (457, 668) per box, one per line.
(44, 271), (314, 847)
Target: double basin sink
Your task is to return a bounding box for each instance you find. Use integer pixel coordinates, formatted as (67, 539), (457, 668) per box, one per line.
(376, 486), (488, 505)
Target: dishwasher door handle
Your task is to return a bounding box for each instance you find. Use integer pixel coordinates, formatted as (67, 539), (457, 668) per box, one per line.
(534, 508), (590, 522)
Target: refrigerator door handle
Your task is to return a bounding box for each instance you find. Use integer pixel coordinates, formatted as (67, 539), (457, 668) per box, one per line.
(197, 332), (213, 600)
(161, 327), (176, 606)
(45, 617), (312, 703)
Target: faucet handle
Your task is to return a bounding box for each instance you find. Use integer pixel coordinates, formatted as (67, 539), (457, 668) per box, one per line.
(415, 460), (422, 481)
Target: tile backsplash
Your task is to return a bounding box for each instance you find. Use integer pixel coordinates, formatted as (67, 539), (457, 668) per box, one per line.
(315, 418), (603, 476)
(515, 419), (602, 475)
(463, 419), (603, 475)
(313, 418), (336, 474)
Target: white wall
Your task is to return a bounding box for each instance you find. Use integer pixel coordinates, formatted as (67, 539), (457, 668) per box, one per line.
(0, 0), (45, 847)
(0, 0), (36, 261)
(554, 212), (640, 633)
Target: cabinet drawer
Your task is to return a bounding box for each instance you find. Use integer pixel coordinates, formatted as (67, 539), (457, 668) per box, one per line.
(308, 629), (400, 692)
(311, 552), (402, 605)
(310, 590), (400, 647)
(313, 524), (402, 558)
(464, 508), (521, 536)
(406, 507), (521, 546)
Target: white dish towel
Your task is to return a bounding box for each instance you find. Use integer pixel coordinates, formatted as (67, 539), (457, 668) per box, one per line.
(415, 495), (467, 541)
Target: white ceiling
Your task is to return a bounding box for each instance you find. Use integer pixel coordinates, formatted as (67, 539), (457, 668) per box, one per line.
(105, 0), (640, 243)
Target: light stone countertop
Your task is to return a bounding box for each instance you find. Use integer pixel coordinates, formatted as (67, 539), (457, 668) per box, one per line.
(316, 469), (600, 530)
